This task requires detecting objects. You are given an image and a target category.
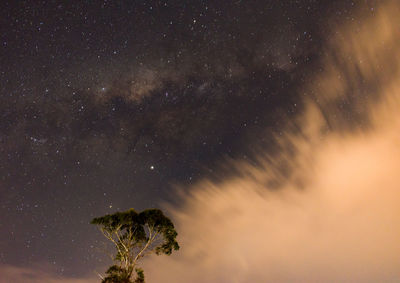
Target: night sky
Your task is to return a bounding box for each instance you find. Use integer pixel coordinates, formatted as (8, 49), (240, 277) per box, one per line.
(0, 0), (381, 280)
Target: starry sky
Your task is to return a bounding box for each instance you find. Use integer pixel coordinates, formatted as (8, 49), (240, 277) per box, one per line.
(0, 0), (387, 281)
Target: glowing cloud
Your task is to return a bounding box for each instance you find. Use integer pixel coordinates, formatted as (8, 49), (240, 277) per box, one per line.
(142, 2), (400, 282)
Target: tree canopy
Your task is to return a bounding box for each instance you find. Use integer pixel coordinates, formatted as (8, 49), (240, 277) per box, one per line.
(91, 208), (179, 283)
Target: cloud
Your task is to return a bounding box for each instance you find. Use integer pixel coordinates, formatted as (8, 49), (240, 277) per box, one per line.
(0, 264), (98, 283)
(141, 2), (400, 282)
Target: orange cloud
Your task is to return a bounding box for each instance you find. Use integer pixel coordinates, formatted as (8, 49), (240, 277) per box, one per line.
(142, 2), (400, 282)
(0, 264), (98, 283)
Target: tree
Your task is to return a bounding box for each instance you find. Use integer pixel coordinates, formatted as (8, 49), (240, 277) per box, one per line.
(91, 208), (179, 283)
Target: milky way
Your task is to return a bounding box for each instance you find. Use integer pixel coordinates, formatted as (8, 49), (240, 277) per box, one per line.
(0, 0), (379, 280)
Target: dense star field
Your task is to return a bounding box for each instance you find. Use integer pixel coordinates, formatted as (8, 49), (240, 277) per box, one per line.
(2, 1), (400, 282)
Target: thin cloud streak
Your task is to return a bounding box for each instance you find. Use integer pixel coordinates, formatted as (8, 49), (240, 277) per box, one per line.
(0, 264), (98, 283)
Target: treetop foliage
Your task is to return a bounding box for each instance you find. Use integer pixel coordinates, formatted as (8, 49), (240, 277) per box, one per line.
(91, 208), (179, 283)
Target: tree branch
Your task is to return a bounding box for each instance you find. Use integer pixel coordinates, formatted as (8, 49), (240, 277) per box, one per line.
(99, 226), (126, 265)
(132, 224), (155, 265)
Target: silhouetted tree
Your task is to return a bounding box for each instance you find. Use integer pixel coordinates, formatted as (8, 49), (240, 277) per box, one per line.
(91, 208), (179, 283)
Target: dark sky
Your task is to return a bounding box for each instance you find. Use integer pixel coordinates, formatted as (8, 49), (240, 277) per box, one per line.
(0, 0), (370, 278)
